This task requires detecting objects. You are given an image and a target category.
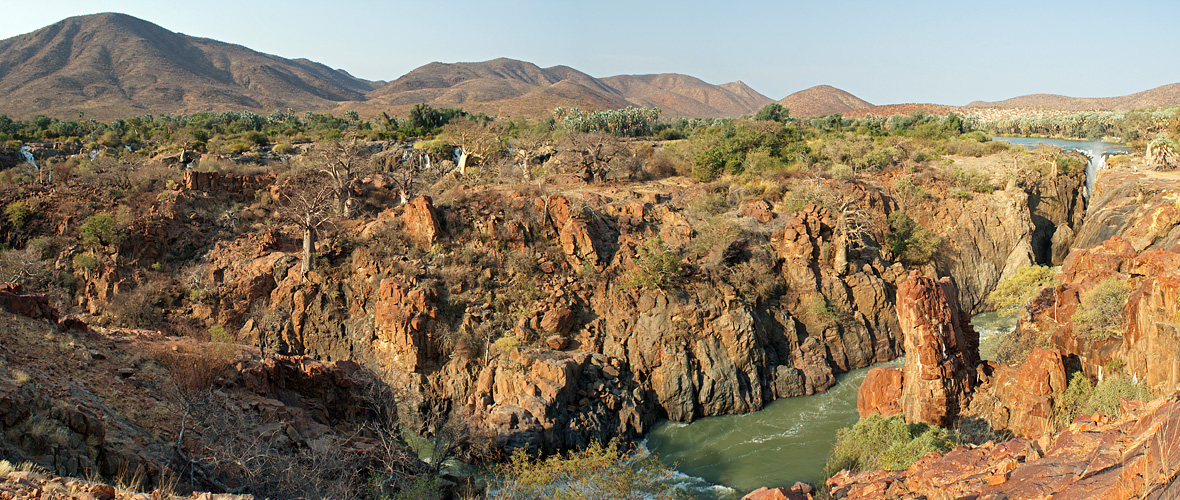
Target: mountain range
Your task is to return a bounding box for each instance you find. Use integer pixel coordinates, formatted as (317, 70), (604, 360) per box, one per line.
(1, 13), (1180, 121)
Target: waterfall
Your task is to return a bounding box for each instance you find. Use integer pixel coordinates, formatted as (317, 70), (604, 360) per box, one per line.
(19, 146), (36, 169)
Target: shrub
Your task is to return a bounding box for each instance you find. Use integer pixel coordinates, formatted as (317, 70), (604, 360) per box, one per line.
(4, 202), (31, 229)
(692, 148), (726, 182)
(209, 325), (232, 344)
(1053, 371), (1093, 428)
(885, 212), (940, 265)
(80, 213), (125, 248)
(72, 253), (99, 273)
(988, 266), (1060, 318)
(491, 441), (684, 500)
(825, 414), (956, 477)
(622, 239), (683, 291)
(1072, 277), (1130, 341)
(1081, 376), (1153, 416)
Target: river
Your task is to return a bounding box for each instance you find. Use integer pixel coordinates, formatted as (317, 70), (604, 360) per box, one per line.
(643, 312), (1018, 498)
(992, 136), (1131, 199)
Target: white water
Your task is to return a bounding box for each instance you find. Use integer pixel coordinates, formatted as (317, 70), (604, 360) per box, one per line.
(19, 145), (36, 169)
(993, 136), (1131, 200)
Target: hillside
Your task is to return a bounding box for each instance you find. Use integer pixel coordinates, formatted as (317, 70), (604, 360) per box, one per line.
(359, 58), (773, 118)
(777, 85), (872, 117)
(0, 12), (378, 119)
(966, 82), (1180, 110)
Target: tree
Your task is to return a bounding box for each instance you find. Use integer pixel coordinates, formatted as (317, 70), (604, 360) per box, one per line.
(754, 103), (789, 122)
(564, 131), (627, 183)
(1072, 276), (1130, 341)
(315, 141), (368, 218)
(278, 172), (337, 278)
(374, 146), (426, 204)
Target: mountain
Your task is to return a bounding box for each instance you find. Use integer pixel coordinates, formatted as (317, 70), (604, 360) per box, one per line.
(777, 85), (873, 118)
(360, 58), (773, 118)
(0, 12), (378, 119)
(966, 83), (1180, 111)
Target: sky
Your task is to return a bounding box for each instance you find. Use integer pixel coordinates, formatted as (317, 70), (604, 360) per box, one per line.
(1, 0), (1179, 106)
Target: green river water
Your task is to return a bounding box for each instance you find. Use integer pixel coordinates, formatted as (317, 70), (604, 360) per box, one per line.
(644, 312), (1018, 498)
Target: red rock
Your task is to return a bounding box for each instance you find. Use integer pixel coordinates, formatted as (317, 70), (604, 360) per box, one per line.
(546, 335), (569, 350)
(896, 272), (979, 427)
(402, 195), (442, 248)
(742, 485), (811, 500)
(742, 198), (777, 223)
(540, 305), (575, 335)
(857, 367), (903, 417)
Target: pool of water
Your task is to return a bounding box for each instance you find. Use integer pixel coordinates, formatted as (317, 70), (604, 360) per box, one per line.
(643, 361), (900, 497)
(643, 311), (1017, 497)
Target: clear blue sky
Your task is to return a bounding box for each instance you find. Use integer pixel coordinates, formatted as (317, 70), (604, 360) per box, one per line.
(2, 0), (1178, 106)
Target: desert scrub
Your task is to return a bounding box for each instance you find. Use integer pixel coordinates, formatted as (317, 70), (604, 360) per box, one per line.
(884, 212), (940, 265)
(1072, 276), (1130, 341)
(5, 201), (32, 228)
(988, 265), (1060, 318)
(621, 239), (683, 291)
(490, 440), (686, 500)
(825, 414), (957, 477)
(1053, 372), (1152, 427)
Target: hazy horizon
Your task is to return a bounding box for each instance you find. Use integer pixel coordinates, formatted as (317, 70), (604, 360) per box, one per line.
(2, 0), (1178, 106)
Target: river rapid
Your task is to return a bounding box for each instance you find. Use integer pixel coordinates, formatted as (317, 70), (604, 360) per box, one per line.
(992, 136), (1131, 199)
(643, 312), (1018, 498)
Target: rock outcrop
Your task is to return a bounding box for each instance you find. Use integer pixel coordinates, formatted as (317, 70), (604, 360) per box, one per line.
(402, 195), (442, 248)
(967, 348), (1070, 438)
(828, 390), (1180, 500)
(857, 366), (903, 418)
(895, 272), (979, 426)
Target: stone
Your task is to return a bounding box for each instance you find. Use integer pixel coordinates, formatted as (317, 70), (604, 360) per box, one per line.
(540, 304), (576, 335)
(546, 335), (568, 350)
(857, 367), (903, 417)
(896, 271), (979, 427)
(402, 195), (442, 248)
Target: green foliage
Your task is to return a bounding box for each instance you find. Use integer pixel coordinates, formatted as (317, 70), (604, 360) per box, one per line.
(988, 266), (1060, 318)
(553, 106), (660, 137)
(825, 414), (957, 477)
(71, 253), (99, 272)
(4, 202), (31, 229)
(1072, 277), (1130, 341)
(691, 148), (727, 182)
(80, 214), (122, 248)
(209, 325), (231, 344)
(1054, 371), (1094, 428)
(885, 212), (940, 265)
(753, 103), (789, 122)
(622, 239), (683, 291)
(389, 475), (441, 500)
(947, 165), (994, 193)
(1082, 376), (1153, 416)
(490, 441), (687, 500)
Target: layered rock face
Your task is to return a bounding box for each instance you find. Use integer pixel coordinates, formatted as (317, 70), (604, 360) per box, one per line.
(857, 272), (979, 426)
(967, 347), (1070, 438)
(828, 390), (1180, 500)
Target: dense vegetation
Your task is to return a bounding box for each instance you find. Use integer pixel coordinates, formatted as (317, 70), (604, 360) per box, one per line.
(824, 414), (957, 476)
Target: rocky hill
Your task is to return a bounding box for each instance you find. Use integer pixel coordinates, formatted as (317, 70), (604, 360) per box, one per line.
(358, 58), (774, 118)
(777, 85), (872, 118)
(0, 13), (378, 120)
(967, 82), (1180, 111)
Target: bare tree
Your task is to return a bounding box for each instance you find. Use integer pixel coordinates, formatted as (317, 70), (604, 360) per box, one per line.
(565, 131), (626, 182)
(316, 141), (368, 218)
(440, 120), (506, 176)
(374, 147), (427, 205)
(278, 172), (336, 278)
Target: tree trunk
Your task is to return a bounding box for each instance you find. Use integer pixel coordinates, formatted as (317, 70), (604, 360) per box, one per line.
(301, 226), (315, 278)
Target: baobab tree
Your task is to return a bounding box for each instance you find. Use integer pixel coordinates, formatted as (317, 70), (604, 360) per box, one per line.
(278, 172), (336, 278)
(315, 141), (367, 218)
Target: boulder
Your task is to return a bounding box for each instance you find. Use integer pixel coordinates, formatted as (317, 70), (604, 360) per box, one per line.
(857, 366), (903, 418)
(402, 195), (442, 248)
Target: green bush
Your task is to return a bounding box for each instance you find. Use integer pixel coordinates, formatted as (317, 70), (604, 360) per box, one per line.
(825, 414), (957, 477)
(72, 253), (99, 272)
(1072, 277), (1130, 341)
(1082, 376), (1153, 416)
(4, 202), (31, 229)
(80, 213), (125, 248)
(622, 239), (683, 291)
(885, 212), (940, 265)
(988, 266), (1060, 318)
(692, 148), (726, 182)
(1053, 371), (1093, 428)
(491, 441), (685, 500)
